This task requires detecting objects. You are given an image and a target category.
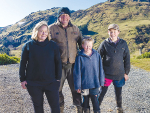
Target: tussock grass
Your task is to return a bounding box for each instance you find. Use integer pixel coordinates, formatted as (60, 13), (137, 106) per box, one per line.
(131, 58), (150, 71)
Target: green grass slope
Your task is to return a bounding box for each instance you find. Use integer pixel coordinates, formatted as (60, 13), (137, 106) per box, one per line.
(71, 0), (150, 53)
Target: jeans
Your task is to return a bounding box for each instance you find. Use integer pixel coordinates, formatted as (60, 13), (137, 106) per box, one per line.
(82, 88), (100, 111)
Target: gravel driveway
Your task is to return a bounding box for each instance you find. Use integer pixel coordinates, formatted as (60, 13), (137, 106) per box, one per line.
(0, 64), (150, 113)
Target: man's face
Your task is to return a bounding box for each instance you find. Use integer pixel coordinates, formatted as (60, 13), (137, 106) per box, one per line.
(59, 14), (70, 27)
(108, 29), (120, 41)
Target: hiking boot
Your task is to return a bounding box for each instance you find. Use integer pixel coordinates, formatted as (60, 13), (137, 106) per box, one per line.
(83, 107), (90, 113)
(93, 110), (100, 113)
(116, 107), (123, 113)
(60, 102), (64, 113)
(76, 105), (82, 113)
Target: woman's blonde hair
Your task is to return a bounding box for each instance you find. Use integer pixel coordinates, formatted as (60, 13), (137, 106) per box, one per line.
(31, 21), (51, 41)
(82, 36), (94, 44)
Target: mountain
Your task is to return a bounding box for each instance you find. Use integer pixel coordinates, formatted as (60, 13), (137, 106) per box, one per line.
(0, 7), (59, 55)
(0, 0), (150, 57)
(71, 0), (150, 53)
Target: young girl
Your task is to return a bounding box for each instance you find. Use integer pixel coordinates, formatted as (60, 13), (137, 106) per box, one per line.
(73, 36), (105, 113)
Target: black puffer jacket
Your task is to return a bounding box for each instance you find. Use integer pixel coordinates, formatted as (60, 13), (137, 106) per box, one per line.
(19, 38), (62, 82)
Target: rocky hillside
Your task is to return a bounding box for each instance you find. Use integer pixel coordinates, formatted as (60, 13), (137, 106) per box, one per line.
(0, 0), (150, 57)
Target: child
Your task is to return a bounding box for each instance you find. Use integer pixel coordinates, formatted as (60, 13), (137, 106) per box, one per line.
(97, 24), (130, 113)
(73, 36), (105, 113)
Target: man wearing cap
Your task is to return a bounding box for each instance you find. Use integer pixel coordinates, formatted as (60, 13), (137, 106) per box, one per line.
(48, 7), (82, 113)
(97, 24), (130, 113)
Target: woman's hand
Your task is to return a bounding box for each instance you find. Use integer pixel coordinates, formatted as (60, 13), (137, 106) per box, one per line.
(21, 81), (27, 89)
(124, 74), (129, 81)
(76, 89), (81, 93)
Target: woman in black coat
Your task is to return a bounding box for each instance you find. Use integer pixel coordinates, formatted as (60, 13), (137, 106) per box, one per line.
(19, 21), (62, 113)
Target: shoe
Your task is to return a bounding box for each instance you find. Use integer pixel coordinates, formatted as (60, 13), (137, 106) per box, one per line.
(82, 107), (90, 113)
(76, 105), (82, 113)
(60, 102), (64, 113)
(116, 107), (123, 113)
(93, 110), (100, 113)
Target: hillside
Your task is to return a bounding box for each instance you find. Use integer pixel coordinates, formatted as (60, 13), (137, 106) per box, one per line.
(0, 7), (59, 55)
(0, 0), (150, 57)
(71, 0), (150, 53)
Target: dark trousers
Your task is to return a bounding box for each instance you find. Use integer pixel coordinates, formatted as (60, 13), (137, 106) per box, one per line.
(99, 86), (122, 108)
(26, 81), (60, 113)
(59, 64), (82, 106)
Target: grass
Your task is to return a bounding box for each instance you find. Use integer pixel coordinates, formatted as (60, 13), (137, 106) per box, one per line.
(131, 58), (150, 72)
(9, 50), (22, 58)
(130, 51), (150, 72)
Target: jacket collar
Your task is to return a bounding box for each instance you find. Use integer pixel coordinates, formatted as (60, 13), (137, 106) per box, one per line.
(79, 49), (96, 57)
(105, 38), (122, 43)
(108, 37), (120, 44)
(33, 38), (49, 47)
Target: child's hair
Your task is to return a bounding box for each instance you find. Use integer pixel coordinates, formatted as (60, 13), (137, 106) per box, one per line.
(82, 36), (94, 44)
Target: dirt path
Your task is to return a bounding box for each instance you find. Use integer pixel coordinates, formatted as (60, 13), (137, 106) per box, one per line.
(0, 64), (150, 113)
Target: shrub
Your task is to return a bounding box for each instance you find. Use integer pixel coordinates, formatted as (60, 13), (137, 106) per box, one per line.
(136, 52), (150, 59)
(0, 53), (20, 65)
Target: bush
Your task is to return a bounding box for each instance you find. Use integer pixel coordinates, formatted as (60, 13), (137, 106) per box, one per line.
(0, 53), (20, 65)
(136, 52), (150, 59)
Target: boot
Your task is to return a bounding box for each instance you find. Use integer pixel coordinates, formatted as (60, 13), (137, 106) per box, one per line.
(59, 91), (64, 104)
(93, 110), (100, 113)
(60, 102), (64, 113)
(76, 105), (82, 113)
(116, 107), (123, 113)
(83, 107), (90, 113)
(59, 91), (64, 113)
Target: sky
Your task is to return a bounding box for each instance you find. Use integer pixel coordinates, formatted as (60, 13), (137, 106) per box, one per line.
(0, 0), (107, 27)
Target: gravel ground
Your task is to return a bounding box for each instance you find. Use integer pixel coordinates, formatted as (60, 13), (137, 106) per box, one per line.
(0, 64), (150, 113)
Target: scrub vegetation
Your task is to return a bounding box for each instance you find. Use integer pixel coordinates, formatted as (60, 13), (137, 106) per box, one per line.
(0, 53), (20, 65)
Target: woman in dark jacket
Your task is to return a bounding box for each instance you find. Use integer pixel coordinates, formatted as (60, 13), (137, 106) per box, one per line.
(19, 21), (62, 113)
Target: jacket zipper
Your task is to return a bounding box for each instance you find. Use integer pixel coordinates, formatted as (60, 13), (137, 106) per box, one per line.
(65, 28), (69, 64)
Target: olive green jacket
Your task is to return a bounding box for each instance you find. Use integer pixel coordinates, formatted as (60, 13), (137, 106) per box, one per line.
(49, 21), (82, 64)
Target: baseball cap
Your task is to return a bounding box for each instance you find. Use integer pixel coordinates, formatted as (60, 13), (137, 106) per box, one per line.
(108, 24), (120, 31)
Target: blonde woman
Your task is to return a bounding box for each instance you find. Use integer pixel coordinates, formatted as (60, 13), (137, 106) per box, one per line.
(19, 21), (62, 113)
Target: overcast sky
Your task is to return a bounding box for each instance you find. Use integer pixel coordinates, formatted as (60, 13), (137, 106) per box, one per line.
(0, 0), (107, 27)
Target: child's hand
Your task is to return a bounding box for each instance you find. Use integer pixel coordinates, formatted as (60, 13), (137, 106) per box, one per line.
(124, 74), (129, 81)
(76, 89), (81, 93)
